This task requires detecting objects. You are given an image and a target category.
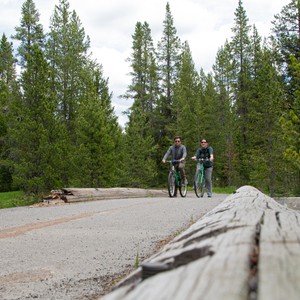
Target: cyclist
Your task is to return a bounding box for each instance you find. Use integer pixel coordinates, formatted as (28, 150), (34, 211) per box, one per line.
(191, 138), (214, 197)
(162, 136), (188, 186)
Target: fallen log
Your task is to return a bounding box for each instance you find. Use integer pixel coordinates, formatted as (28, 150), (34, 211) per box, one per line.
(42, 187), (167, 203)
(101, 185), (300, 300)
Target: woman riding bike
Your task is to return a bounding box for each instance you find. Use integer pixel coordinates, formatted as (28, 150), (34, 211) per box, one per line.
(191, 138), (214, 197)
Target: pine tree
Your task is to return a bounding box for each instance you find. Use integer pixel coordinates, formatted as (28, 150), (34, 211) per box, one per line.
(47, 0), (90, 133)
(8, 44), (59, 194)
(156, 2), (182, 140)
(8, 0), (62, 194)
(123, 21), (159, 187)
(230, 0), (252, 185)
(248, 41), (286, 195)
(0, 34), (19, 191)
(173, 41), (201, 153)
(12, 0), (45, 67)
(271, 0), (300, 103)
(280, 55), (300, 194)
(282, 56), (300, 167)
(46, 0), (91, 186)
(212, 41), (237, 186)
(124, 106), (158, 187)
(74, 62), (122, 187)
(124, 22), (159, 117)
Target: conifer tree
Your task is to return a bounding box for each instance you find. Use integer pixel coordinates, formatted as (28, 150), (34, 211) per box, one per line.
(271, 0), (300, 103)
(0, 34), (19, 191)
(47, 0), (90, 133)
(271, 0), (300, 194)
(46, 0), (91, 186)
(8, 0), (61, 194)
(280, 55), (300, 194)
(8, 44), (59, 194)
(173, 41), (201, 153)
(74, 62), (122, 187)
(248, 42), (286, 195)
(213, 41), (237, 186)
(230, 0), (252, 185)
(12, 0), (45, 67)
(156, 2), (182, 141)
(123, 21), (159, 186)
(124, 22), (159, 117)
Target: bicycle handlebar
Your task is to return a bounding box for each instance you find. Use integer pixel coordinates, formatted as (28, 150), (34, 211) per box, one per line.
(192, 158), (210, 162)
(165, 159), (183, 163)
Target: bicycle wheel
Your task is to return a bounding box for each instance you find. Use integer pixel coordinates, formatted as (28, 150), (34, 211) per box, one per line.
(179, 179), (187, 197)
(194, 170), (204, 198)
(200, 177), (205, 197)
(168, 171), (177, 197)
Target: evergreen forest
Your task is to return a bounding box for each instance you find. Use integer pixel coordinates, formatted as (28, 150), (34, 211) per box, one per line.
(0, 0), (299, 197)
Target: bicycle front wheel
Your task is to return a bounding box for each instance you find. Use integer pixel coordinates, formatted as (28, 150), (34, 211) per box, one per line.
(168, 171), (177, 197)
(200, 178), (205, 197)
(194, 170), (204, 198)
(179, 180), (187, 197)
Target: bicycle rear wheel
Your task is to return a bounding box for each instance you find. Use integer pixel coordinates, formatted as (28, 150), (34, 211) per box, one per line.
(168, 171), (177, 197)
(179, 180), (187, 197)
(194, 170), (204, 198)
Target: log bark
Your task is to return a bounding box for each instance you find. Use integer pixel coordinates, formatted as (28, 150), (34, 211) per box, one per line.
(102, 185), (300, 300)
(42, 188), (167, 203)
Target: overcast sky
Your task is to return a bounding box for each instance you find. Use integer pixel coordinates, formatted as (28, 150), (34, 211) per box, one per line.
(0, 0), (289, 127)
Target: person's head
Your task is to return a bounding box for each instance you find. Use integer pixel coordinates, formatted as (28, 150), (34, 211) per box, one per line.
(200, 138), (208, 148)
(174, 136), (182, 147)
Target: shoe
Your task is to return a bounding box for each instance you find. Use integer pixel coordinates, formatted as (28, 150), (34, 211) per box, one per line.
(181, 178), (188, 187)
(207, 193), (212, 198)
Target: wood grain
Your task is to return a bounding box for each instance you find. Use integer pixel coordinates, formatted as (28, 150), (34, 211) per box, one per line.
(102, 185), (300, 300)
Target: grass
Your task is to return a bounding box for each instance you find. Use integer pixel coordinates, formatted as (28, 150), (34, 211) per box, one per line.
(186, 186), (236, 194)
(0, 191), (39, 209)
(213, 186), (237, 194)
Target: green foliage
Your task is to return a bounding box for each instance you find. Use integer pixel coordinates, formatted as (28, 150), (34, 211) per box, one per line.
(12, 0), (45, 66)
(134, 246), (140, 269)
(156, 2), (182, 141)
(122, 21), (160, 187)
(212, 186), (237, 194)
(8, 44), (60, 194)
(73, 63), (122, 187)
(280, 56), (300, 170)
(0, 191), (38, 209)
(0, 0), (299, 197)
(0, 33), (18, 192)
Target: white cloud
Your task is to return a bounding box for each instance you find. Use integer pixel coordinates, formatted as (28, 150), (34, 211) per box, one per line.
(0, 0), (290, 127)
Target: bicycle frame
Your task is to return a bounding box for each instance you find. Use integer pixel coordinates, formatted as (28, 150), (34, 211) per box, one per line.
(171, 164), (181, 186)
(166, 160), (187, 198)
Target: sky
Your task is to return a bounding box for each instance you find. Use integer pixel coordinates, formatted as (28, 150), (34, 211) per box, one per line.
(0, 0), (289, 127)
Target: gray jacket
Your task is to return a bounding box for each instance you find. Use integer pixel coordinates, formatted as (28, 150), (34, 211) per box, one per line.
(163, 144), (187, 161)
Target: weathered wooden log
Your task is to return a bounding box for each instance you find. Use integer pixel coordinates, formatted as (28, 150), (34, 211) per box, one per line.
(42, 188), (167, 203)
(101, 185), (300, 300)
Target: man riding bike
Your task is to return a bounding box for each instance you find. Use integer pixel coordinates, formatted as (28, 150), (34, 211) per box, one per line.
(162, 136), (188, 186)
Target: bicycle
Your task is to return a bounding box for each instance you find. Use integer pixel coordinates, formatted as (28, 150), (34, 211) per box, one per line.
(193, 158), (207, 198)
(166, 160), (187, 198)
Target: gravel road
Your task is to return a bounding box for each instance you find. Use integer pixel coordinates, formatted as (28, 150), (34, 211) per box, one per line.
(0, 190), (228, 300)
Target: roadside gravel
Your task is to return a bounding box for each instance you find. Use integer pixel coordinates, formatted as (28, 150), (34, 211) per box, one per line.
(0, 190), (228, 300)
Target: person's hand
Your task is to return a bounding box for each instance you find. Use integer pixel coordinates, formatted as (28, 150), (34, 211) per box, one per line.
(162, 159), (166, 163)
(180, 158), (185, 162)
(191, 156), (196, 160)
